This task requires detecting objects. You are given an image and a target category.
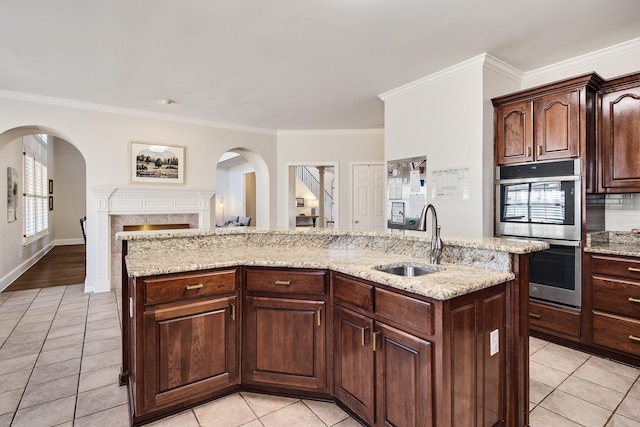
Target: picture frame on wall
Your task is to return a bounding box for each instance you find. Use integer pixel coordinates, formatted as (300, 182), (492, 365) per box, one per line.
(129, 141), (185, 184)
(296, 197), (304, 207)
(7, 167), (18, 222)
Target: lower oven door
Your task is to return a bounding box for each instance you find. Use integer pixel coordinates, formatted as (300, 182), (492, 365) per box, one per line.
(529, 239), (582, 308)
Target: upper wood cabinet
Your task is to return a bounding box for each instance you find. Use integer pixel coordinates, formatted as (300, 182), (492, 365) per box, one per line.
(493, 73), (603, 174)
(598, 72), (640, 193)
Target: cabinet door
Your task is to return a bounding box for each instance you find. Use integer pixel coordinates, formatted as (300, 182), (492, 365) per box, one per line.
(600, 86), (640, 191)
(495, 101), (534, 165)
(334, 306), (375, 425)
(375, 322), (432, 427)
(143, 296), (238, 411)
(244, 296), (327, 392)
(534, 90), (580, 161)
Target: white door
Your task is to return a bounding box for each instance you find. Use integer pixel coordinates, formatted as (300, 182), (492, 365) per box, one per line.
(352, 164), (386, 231)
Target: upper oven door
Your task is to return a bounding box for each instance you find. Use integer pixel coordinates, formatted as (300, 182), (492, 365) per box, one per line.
(496, 175), (581, 240)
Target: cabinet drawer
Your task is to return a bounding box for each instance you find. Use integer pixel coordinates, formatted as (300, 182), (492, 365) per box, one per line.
(143, 269), (237, 305)
(593, 277), (640, 319)
(594, 312), (640, 357)
(592, 255), (640, 281)
(246, 268), (326, 295)
(375, 288), (433, 335)
(528, 301), (580, 338)
(334, 274), (374, 311)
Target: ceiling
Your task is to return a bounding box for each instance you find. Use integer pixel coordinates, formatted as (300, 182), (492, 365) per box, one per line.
(2, 1), (640, 131)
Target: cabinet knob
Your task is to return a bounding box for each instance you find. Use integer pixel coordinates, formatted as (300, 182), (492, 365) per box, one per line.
(185, 284), (204, 290)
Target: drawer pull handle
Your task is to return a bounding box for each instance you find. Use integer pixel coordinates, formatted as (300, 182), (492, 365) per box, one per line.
(275, 280), (291, 286)
(529, 313), (541, 319)
(316, 309), (321, 327)
(230, 303), (236, 321)
(372, 331), (381, 352)
(629, 267), (640, 273)
(526, 147), (531, 157)
(361, 326), (369, 346)
(186, 284), (204, 290)
(628, 297), (640, 304)
(629, 335), (640, 343)
(537, 146), (542, 156)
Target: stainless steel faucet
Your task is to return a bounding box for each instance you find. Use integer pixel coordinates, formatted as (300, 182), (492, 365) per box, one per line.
(417, 204), (443, 264)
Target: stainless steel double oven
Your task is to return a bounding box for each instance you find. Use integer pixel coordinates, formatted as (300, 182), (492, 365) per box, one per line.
(496, 159), (582, 308)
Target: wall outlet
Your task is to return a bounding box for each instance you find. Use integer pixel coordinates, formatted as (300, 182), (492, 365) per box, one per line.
(490, 329), (499, 356)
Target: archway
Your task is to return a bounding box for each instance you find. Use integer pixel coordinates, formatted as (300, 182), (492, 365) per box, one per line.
(0, 125), (87, 291)
(215, 147), (269, 228)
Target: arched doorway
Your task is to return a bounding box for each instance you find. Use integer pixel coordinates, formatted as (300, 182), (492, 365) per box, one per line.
(215, 148), (269, 228)
(0, 126), (87, 291)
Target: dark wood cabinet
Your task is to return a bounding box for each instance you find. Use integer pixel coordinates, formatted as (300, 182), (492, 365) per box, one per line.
(598, 72), (640, 192)
(589, 254), (640, 359)
(528, 300), (581, 341)
(333, 305), (375, 425)
(128, 269), (240, 424)
(332, 272), (509, 427)
(495, 100), (534, 164)
(493, 73), (602, 192)
(243, 267), (329, 394)
(375, 322), (432, 427)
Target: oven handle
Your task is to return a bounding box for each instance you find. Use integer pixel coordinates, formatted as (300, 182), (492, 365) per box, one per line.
(497, 175), (581, 185)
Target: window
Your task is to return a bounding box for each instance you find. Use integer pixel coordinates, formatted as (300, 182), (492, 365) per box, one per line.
(23, 134), (48, 244)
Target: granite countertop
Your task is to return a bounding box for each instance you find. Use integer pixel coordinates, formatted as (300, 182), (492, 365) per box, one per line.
(585, 231), (640, 258)
(124, 246), (515, 301)
(120, 228), (549, 301)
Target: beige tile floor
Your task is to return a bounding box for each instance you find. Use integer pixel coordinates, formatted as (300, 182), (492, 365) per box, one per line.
(1, 285), (640, 426)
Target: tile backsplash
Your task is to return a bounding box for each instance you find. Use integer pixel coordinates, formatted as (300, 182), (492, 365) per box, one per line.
(605, 193), (640, 231)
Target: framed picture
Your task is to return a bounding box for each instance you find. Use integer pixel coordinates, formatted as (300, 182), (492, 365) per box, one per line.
(49, 196), (53, 211)
(129, 141), (185, 184)
(48, 179), (53, 194)
(296, 197), (304, 207)
(7, 167), (18, 222)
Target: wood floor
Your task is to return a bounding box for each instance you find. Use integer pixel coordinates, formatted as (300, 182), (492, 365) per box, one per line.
(5, 244), (86, 291)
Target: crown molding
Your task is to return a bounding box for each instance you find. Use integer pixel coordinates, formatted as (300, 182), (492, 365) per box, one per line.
(379, 53), (493, 101)
(277, 129), (384, 136)
(0, 90), (277, 136)
(522, 37), (640, 87)
(483, 54), (524, 83)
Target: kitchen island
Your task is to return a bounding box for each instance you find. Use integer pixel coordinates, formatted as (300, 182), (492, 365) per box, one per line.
(117, 228), (547, 426)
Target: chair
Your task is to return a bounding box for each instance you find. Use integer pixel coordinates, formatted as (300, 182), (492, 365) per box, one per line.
(80, 217), (86, 244)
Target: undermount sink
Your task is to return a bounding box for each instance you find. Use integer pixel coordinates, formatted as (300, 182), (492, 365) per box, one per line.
(374, 264), (443, 277)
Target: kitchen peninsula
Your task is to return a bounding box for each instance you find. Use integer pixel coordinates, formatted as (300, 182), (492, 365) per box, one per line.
(117, 228), (547, 426)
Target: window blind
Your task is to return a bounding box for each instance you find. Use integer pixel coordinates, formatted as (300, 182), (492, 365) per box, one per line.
(23, 143), (48, 244)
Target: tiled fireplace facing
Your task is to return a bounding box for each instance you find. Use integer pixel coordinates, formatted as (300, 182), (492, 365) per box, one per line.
(87, 187), (215, 293)
(110, 214), (199, 287)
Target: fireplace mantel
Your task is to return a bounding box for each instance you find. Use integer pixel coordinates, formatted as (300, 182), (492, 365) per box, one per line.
(85, 187), (214, 293)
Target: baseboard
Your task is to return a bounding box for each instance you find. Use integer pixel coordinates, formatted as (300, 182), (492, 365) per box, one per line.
(0, 242), (55, 292)
(54, 238), (85, 246)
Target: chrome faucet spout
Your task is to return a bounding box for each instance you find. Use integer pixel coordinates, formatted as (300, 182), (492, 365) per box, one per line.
(417, 204), (443, 264)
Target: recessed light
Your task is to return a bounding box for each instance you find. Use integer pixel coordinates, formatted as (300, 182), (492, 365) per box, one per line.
(160, 99), (176, 105)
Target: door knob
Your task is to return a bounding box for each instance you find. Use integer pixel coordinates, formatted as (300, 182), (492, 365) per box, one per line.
(355, 220), (359, 224)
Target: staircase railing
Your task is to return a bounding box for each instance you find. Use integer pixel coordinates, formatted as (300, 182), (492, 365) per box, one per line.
(296, 166), (334, 222)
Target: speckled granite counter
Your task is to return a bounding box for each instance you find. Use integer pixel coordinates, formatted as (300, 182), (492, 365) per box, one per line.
(117, 228), (548, 301)
(585, 231), (640, 258)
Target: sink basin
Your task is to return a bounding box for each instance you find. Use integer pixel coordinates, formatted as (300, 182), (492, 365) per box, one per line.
(374, 264), (442, 277)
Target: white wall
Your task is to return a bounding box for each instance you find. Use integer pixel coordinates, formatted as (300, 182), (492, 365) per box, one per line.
(382, 56), (490, 238)
(52, 137), (86, 243)
(276, 130), (385, 229)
